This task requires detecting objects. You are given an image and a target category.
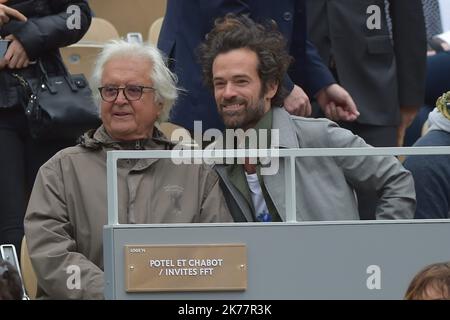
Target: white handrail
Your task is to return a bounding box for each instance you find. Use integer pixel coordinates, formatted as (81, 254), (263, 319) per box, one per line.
(106, 146), (450, 225)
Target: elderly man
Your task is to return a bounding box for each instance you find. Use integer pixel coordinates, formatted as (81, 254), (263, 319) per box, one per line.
(198, 14), (415, 222)
(24, 40), (232, 299)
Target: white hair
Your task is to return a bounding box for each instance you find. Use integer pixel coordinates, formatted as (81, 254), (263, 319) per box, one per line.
(91, 40), (178, 121)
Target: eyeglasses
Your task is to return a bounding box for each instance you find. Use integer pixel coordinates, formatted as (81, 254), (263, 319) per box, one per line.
(98, 85), (155, 102)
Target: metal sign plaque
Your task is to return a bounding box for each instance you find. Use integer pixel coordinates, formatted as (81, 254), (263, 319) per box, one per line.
(124, 244), (247, 292)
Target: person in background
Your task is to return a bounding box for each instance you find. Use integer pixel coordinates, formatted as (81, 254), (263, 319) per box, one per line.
(404, 0), (450, 146)
(199, 14), (415, 222)
(24, 40), (232, 299)
(405, 261), (450, 300)
(306, 0), (426, 219)
(158, 0), (359, 137)
(0, 0), (92, 254)
(306, 0), (427, 148)
(403, 91), (450, 219)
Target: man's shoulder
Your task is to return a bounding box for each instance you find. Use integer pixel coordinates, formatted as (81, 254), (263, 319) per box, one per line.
(406, 130), (450, 170)
(415, 130), (450, 147)
(272, 108), (360, 148)
(273, 108), (337, 133)
(291, 116), (341, 147)
(289, 114), (335, 127)
(42, 145), (97, 171)
(56, 144), (96, 159)
(273, 107), (335, 126)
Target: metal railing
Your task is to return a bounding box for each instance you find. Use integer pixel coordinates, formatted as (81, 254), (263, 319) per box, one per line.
(106, 146), (450, 225)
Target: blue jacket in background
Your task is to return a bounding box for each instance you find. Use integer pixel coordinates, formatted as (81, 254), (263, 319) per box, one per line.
(158, 0), (335, 131)
(403, 130), (450, 219)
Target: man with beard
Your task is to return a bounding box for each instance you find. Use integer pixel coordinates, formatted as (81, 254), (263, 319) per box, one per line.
(199, 14), (416, 222)
(158, 0), (359, 135)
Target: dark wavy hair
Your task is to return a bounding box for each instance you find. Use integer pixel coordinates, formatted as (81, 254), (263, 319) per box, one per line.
(198, 14), (293, 107)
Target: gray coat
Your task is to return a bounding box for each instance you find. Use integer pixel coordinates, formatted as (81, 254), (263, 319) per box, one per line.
(216, 108), (416, 221)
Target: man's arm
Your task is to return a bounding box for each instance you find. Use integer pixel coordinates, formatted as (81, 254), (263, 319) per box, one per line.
(0, 0), (92, 60)
(284, 1), (334, 117)
(315, 83), (360, 122)
(326, 122), (416, 219)
(283, 83), (312, 117)
(303, 40), (335, 97)
(390, 0), (427, 145)
(289, 13), (359, 120)
(304, 42), (359, 121)
(24, 159), (104, 299)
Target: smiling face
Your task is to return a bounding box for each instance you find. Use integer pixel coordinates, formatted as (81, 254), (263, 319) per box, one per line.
(212, 48), (277, 130)
(100, 56), (162, 141)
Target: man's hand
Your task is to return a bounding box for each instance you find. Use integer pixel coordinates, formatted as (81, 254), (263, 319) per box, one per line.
(283, 84), (312, 117)
(0, 3), (27, 27)
(316, 84), (360, 122)
(3, 34), (30, 69)
(397, 106), (419, 147)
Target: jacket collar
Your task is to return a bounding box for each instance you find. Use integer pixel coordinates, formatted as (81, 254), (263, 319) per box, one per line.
(214, 165), (255, 222)
(263, 107), (305, 222)
(79, 125), (174, 171)
(271, 107), (301, 149)
(79, 125), (173, 151)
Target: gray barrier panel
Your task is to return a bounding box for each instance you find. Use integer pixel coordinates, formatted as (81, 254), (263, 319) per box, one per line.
(103, 220), (450, 299)
(104, 147), (450, 299)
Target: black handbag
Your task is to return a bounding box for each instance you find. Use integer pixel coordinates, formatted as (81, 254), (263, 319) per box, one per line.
(13, 59), (101, 140)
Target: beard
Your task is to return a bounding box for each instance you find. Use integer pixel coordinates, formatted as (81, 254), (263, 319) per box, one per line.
(218, 95), (267, 130)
